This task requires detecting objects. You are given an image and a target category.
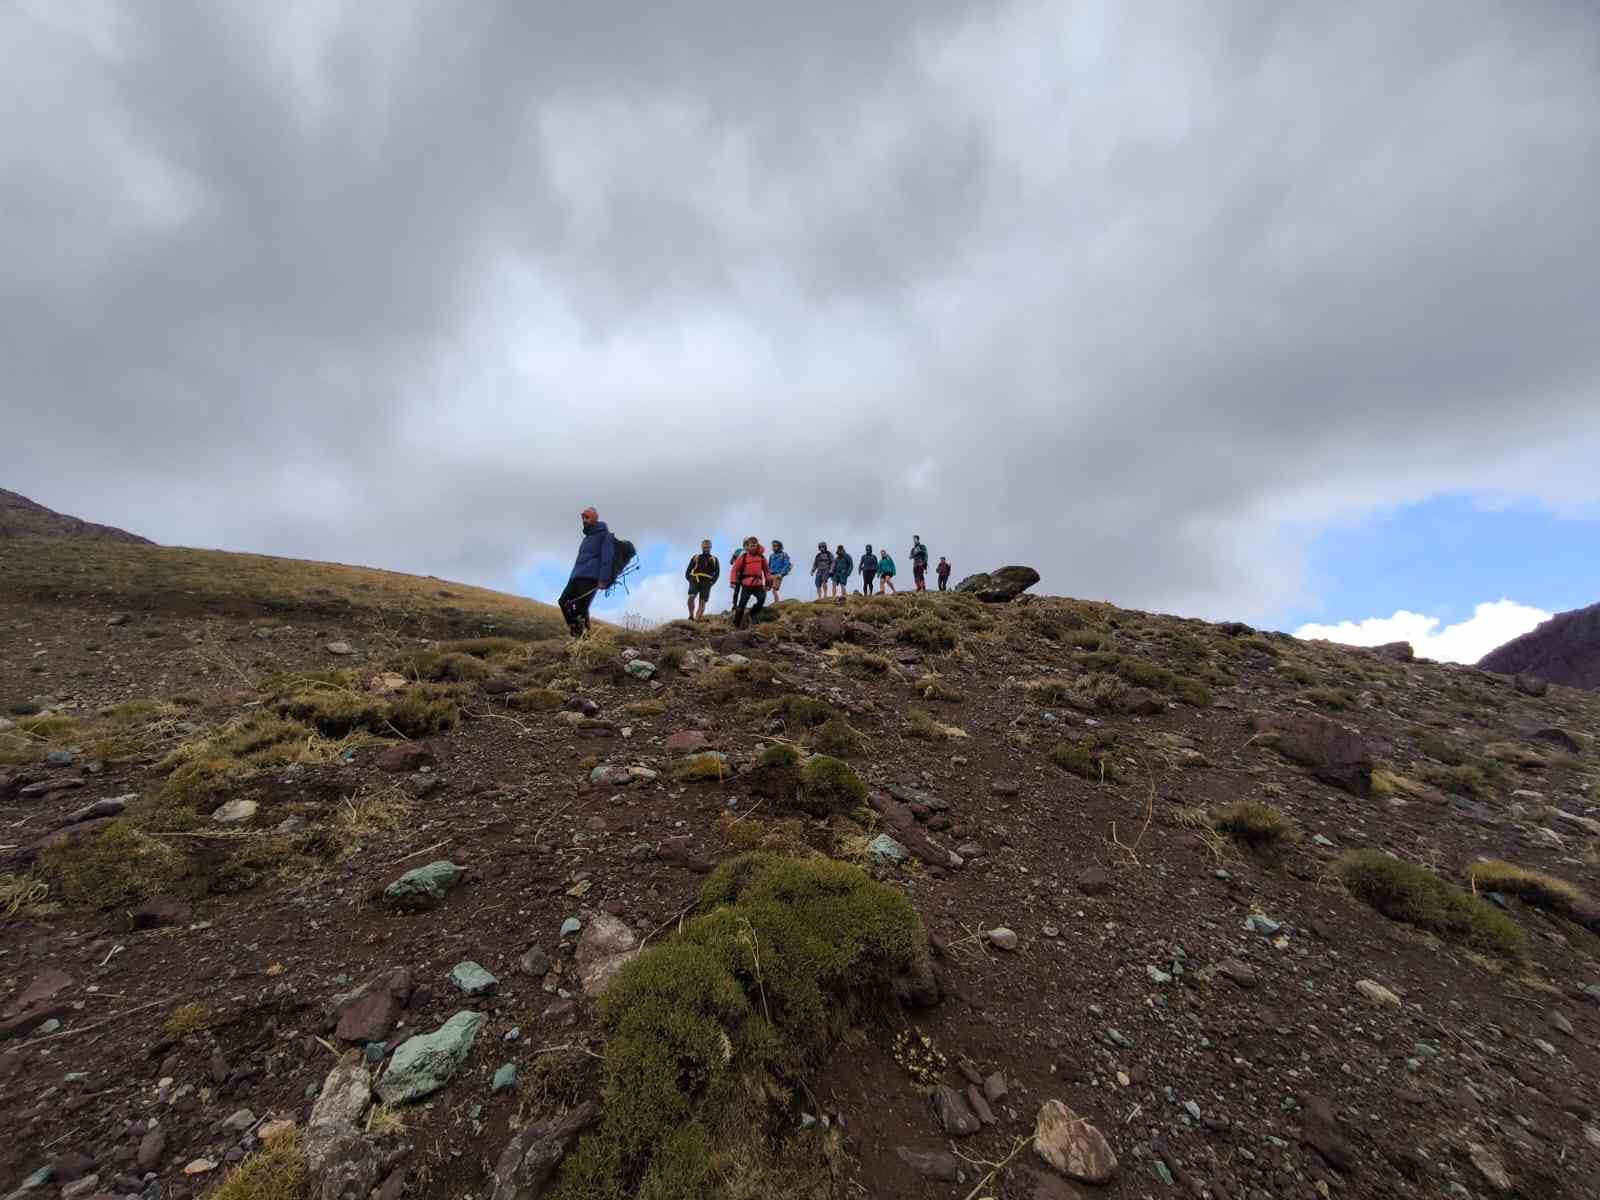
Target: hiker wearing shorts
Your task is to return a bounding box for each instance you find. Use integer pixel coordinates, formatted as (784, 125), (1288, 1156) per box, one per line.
(560, 506), (615, 637)
(877, 548), (898, 594)
(729, 538), (772, 628)
(859, 546), (878, 596)
(684, 539), (720, 622)
(768, 540), (793, 600)
(937, 556), (952, 591)
(910, 536), (929, 591)
(811, 543), (835, 600)
(831, 545), (853, 601)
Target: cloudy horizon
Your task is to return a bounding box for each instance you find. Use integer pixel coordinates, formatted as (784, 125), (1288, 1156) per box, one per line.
(4, 1), (1598, 657)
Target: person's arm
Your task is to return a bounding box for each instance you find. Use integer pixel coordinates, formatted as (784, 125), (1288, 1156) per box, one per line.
(599, 534), (616, 584)
(685, 556), (695, 581)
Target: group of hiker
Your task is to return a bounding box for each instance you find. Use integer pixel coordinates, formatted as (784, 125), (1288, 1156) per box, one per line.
(685, 533), (953, 627)
(559, 507), (955, 637)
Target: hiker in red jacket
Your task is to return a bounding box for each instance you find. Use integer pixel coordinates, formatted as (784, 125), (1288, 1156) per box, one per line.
(936, 556), (952, 591)
(728, 537), (773, 628)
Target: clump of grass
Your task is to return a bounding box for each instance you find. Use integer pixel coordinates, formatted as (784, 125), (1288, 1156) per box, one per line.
(656, 646), (686, 672)
(1371, 768), (1429, 798)
(1483, 742), (1548, 768)
(1024, 678), (1076, 706)
(386, 685), (461, 737)
(1467, 860), (1593, 923)
(913, 675), (963, 704)
(1336, 850), (1525, 958)
(1170, 676), (1212, 707)
(435, 636), (525, 659)
(906, 709), (964, 741)
(1277, 661), (1320, 686)
(758, 743), (803, 769)
(1212, 800), (1300, 850)
(42, 820), (186, 909)
(1420, 763), (1491, 798)
(1305, 687), (1356, 711)
(552, 854), (924, 1199)
(623, 698), (668, 718)
(895, 615), (959, 652)
(164, 1001), (212, 1038)
(0, 872), (53, 919)
(672, 752), (732, 783)
(335, 785), (415, 840)
(836, 647), (891, 676)
(1067, 628), (1108, 651)
(275, 687), (387, 737)
(793, 755), (867, 816)
(208, 1124), (305, 1200)
(696, 661), (780, 704)
(1051, 736), (1119, 782)
(1415, 733), (1467, 766)
(509, 687), (565, 712)
(520, 1048), (600, 1121)
(809, 718), (866, 758)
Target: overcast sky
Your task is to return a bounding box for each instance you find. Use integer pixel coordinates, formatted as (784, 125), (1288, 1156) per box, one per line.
(4, 1), (1598, 653)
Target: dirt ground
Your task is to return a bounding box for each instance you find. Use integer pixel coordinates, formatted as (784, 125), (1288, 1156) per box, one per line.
(4, 586), (1600, 1200)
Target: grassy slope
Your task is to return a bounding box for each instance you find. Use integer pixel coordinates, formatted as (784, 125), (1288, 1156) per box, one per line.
(0, 538), (568, 638)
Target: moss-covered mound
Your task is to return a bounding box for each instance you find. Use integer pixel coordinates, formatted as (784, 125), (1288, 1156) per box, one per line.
(553, 853), (926, 1199)
(1337, 850), (1525, 958)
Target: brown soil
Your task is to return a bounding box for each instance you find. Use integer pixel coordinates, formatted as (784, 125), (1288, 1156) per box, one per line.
(4, 589), (1600, 1200)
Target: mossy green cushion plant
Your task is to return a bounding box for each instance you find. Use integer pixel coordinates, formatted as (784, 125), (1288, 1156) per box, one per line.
(553, 853), (926, 1199)
(792, 754), (866, 816)
(1336, 849), (1525, 958)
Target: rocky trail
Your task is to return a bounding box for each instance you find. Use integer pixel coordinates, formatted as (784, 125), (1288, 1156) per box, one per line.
(4, 583), (1600, 1200)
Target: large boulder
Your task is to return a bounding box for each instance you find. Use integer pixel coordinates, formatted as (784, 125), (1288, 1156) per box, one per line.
(489, 1100), (601, 1200)
(954, 566), (1041, 603)
(333, 968), (414, 1043)
(1264, 713), (1373, 796)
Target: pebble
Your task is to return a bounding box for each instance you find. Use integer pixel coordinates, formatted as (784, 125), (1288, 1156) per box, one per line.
(219, 1109), (255, 1134)
(560, 917), (582, 938)
(491, 1063), (517, 1094)
(1146, 965), (1172, 985)
(1355, 979), (1402, 1007)
(1243, 914), (1281, 936)
(985, 927), (1019, 951)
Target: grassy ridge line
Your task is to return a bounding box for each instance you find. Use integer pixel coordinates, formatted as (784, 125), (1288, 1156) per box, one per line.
(0, 538), (567, 637)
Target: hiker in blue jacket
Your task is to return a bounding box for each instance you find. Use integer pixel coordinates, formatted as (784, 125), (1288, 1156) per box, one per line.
(831, 544), (853, 601)
(767, 540), (793, 600)
(859, 545), (879, 596)
(560, 506), (614, 637)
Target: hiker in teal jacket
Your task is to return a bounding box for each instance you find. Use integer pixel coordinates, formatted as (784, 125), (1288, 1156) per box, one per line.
(876, 548), (898, 594)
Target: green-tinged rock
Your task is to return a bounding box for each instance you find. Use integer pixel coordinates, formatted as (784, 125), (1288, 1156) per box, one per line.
(376, 1011), (487, 1104)
(492, 1063), (517, 1094)
(451, 961), (499, 997)
(868, 834), (909, 865)
(383, 861), (465, 911)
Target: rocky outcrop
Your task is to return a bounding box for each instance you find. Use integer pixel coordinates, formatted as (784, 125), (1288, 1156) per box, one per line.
(489, 1101), (600, 1200)
(1262, 713), (1374, 795)
(954, 566), (1041, 603)
(0, 488), (152, 543)
(1479, 600), (1600, 691)
(306, 1062), (383, 1200)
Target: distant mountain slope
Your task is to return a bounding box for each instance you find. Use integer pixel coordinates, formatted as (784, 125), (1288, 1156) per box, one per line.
(1478, 600), (1600, 690)
(0, 487), (152, 544)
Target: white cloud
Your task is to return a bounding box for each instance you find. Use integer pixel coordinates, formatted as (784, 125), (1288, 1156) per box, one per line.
(1294, 599), (1550, 665)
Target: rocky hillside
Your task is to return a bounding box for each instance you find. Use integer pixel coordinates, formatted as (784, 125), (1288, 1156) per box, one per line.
(1480, 601), (1600, 692)
(0, 489), (152, 545)
(3, 580), (1600, 1200)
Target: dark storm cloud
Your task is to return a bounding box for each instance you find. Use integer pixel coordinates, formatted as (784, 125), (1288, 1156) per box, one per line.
(3, 0), (1598, 620)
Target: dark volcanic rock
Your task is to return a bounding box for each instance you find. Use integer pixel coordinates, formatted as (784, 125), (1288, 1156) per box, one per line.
(1267, 713), (1373, 795)
(1300, 1094), (1354, 1172)
(954, 565), (1041, 603)
(1479, 601), (1600, 691)
(132, 895), (192, 930)
(490, 1100), (599, 1200)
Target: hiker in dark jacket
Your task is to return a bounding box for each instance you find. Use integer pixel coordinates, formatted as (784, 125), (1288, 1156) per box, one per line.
(728, 544), (747, 613)
(936, 556), (951, 591)
(811, 543), (835, 600)
(768, 540), (793, 600)
(684, 539), (720, 622)
(859, 545), (878, 595)
(910, 536), (930, 591)
(831, 545), (853, 601)
(729, 538), (773, 628)
(560, 507), (615, 637)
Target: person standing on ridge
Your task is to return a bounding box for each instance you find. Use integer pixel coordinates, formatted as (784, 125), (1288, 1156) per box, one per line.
(910, 535), (930, 591)
(936, 556), (952, 591)
(729, 537), (772, 627)
(877, 546), (898, 594)
(768, 540), (793, 602)
(811, 542), (835, 600)
(727, 543), (747, 614)
(831, 544), (853, 601)
(560, 507), (614, 637)
(859, 545), (879, 596)
(684, 539), (720, 622)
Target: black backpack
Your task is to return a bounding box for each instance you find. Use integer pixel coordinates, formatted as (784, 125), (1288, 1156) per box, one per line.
(606, 535), (636, 587)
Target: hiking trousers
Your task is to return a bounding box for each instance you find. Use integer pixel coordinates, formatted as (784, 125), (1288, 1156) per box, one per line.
(913, 563), (927, 591)
(734, 586), (766, 627)
(560, 577), (598, 637)
(861, 571), (876, 595)
(938, 576), (949, 591)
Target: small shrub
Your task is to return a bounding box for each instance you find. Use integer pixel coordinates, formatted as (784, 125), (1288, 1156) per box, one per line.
(809, 718), (866, 758)
(1305, 687), (1356, 711)
(509, 687), (565, 712)
(275, 688), (387, 737)
(1068, 629), (1108, 651)
(795, 755), (867, 816)
(1171, 677), (1212, 707)
(392, 649), (492, 683)
(836, 648), (891, 676)
(164, 1001), (212, 1038)
(1415, 733), (1466, 766)
(914, 676), (963, 703)
(906, 709), (963, 741)
(1278, 662), (1320, 686)
(1336, 850), (1525, 958)
(208, 1124), (305, 1200)
(1212, 800), (1300, 850)
(386, 685), (461, 737)
(1371, 768), (1428, 798)
(895, 615), (959, 652)
(1483, 742), (1548, 768)
(1051, 737), (1118, 782)
(1420, 763), (1490, 798)
(657, 646), (686, 672)
(1467, 860), (1592, 921)
(696, 661), (780, 704)
(1024, 678), (1075, 706)
(43, 820), (185, 909)
(758, 743), (802, 769)
(671, 752), (731, 783)
(623, 699), (668, 718)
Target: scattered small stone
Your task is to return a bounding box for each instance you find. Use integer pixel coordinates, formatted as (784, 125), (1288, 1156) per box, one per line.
(210, 799), (258, 825)
(560, 917), (582, 938)
(1466, 1142), (1510, 1192)
(1034, 1099), (1118, 1184)
(894, 1146), (960, 1181)
(932, 1085), (981, 1136)
(1216, 958), (1258, 989)
(868, 834), (909, 865)
(377, 1011), (488, 1104)
(623, 660), (656, 680)
(491, 1063), (517, 1094)
(986, 927), (1019, 952)
(1243, 914), (1281, 936)
(1146, 965), (1172, 985)
(220, 1108), (256, 1134)
(450, 962), (499, 997)
(1077, 867), (1112, 897)
(383, 861), (465, 911)
(1356, 979), (1401, 1008)
(325, 641), (355, 655)
(518, 946), (551, 978)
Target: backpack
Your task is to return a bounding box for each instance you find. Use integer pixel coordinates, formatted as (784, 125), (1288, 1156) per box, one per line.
(606, 535), (636, 587)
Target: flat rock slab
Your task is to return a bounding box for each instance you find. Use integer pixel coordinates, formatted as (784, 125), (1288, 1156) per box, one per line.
(383, 861), (465, 911)
(450, 961), (499, 997)
(1034, 1099), (1117, 1184)
(377, 1011), (486, 1104)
